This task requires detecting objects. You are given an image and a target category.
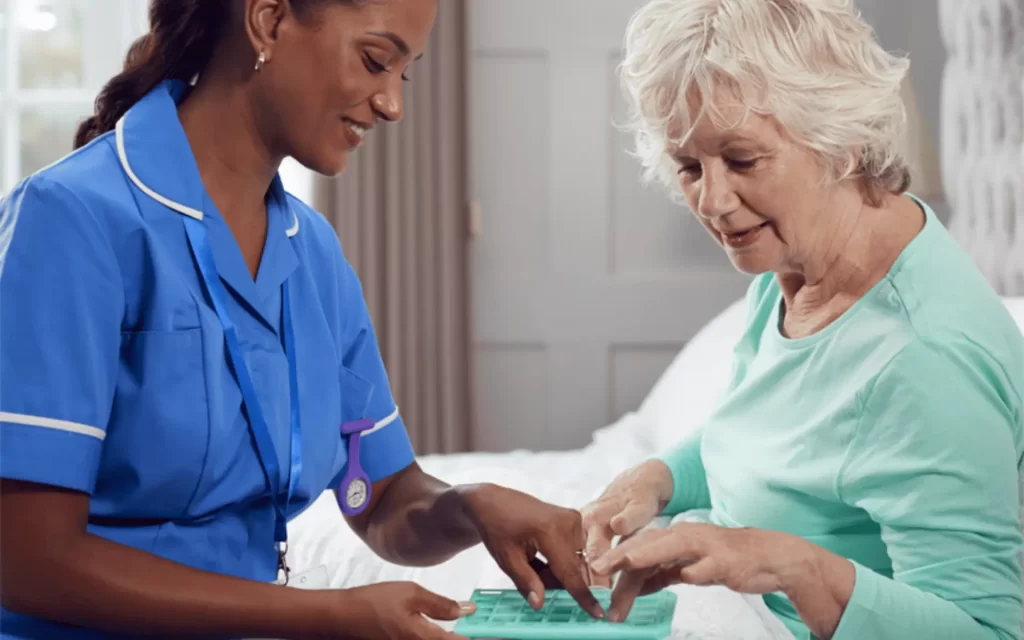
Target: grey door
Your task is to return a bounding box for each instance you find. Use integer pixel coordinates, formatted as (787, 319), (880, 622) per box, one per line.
(468, 0), (750, 452)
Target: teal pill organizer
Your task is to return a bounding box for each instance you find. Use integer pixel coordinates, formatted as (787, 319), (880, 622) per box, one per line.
(453, 588), (677, 639)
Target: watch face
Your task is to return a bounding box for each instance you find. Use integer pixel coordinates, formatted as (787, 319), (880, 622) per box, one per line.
(346, 478), (368, 509)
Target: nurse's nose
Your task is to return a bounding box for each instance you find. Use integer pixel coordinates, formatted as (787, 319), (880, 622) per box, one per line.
(371, 91), (404, 123)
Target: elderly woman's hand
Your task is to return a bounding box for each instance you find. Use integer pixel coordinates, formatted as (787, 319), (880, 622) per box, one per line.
(459, 483), (606, 620)
(589, 522), (855, 632)
(579, 460), (674, 586)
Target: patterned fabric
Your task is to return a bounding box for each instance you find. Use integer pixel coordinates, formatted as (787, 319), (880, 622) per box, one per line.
(939, 0), (1024, 295)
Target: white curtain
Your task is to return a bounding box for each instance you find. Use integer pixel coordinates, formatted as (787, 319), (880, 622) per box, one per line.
(938, 0), (1024, 295)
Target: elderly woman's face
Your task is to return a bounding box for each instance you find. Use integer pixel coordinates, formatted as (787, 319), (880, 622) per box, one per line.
(672, 97), (834, 276)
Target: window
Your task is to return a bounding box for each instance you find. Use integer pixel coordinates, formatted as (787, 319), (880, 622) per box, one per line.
(0, 1), (316, 205)
(0, 0), (148, 193)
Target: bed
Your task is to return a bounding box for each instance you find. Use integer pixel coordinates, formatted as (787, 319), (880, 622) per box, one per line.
(285, 295), (1024, 639)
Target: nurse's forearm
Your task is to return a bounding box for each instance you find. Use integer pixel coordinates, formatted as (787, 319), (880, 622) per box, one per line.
(10, 535), (336, 638)
(1, 481), (341, 639)
(352, 465), (482, 566)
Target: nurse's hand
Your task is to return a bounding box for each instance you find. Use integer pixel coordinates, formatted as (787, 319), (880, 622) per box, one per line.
(459, 483), (606, 620)
(579, 460), (673, 587)
(331, 581), (476, 639)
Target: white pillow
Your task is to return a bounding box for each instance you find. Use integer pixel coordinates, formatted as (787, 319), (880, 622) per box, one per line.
(637, 298), (747, 453)
(1004, 297), (1024, 333)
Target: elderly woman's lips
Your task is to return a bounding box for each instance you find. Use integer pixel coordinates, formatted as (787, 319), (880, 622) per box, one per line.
(722, 222), (770, 248)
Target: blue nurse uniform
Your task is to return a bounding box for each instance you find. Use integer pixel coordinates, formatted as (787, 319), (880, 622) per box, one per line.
(0, 80), (416, 639)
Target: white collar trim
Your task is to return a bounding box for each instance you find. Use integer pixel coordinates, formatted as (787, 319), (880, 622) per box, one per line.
(116, 116), (300, 237)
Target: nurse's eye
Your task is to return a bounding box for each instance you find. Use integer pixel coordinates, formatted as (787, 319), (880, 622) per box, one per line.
(362, 53), (411, 82)
(363, 53), (387, 73)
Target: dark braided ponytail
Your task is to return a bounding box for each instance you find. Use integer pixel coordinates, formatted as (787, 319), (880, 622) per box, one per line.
(73, 1), (230, 149)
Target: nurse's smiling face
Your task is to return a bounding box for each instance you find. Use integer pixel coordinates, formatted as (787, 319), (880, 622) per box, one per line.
(246, 0), (437, 175)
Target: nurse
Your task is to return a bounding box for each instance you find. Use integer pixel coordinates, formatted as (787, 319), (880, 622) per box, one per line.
(0, 1), (603, 638)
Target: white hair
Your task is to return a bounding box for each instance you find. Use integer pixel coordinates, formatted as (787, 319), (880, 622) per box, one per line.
(619, 0), (912, 205)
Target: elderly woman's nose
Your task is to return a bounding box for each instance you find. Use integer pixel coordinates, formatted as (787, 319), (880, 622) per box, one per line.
(697, 165), (738, 218)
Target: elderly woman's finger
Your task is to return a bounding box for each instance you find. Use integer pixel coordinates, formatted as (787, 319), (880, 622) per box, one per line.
(584, 522), (616, 587)
(582, 505), (616, 565)
(609, 501), (655, 538)
(591, 527), (699, 576)
(608, 568), (648, 623)
(588, 528), (663, 575)
(678, 556), (720, 586)
(638, 565), (687, 596)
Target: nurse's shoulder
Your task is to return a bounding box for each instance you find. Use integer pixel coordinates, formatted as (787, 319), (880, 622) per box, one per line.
(0, 130), (136, 499)
(2, 129), (147, 250)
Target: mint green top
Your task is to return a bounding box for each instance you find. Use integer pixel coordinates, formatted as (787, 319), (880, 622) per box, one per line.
(660, 198), (1024, 640)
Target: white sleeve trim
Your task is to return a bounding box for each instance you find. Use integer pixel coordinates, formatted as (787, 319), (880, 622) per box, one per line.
(0, 412), (106, 440)
(363, 406), (400, 437)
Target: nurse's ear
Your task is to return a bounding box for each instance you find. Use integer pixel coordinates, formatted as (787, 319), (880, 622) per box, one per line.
(243, 0), (290, 68)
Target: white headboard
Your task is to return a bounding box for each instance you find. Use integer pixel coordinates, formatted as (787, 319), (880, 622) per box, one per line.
(938, 0), (1024, 296)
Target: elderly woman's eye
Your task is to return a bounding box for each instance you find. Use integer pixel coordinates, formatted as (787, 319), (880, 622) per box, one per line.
(727, 157), (759, 171)
(678, 163), (702, 176)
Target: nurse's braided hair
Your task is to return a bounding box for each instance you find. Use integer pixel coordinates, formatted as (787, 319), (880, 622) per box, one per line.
(73, 0), (360, 149)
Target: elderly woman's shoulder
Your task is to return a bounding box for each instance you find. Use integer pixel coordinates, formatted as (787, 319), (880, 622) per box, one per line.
(898, 264), (1022, 375)
(863, 210), (1024, 385)
(871, 276), (1024, 434)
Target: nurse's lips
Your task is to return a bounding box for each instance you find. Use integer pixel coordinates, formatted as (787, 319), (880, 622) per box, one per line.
(342, 117), (370, 148)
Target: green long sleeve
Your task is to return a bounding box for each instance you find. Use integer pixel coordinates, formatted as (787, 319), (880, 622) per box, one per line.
(657, 427), (712, 515)
(830, 339), (1023, 640)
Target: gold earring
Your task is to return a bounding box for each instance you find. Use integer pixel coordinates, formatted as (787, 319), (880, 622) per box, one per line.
(254, 51), (266, 72)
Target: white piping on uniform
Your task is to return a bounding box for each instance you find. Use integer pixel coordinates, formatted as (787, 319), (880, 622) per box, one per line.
(362, 407), (400, 437)
(0, 411), (106, 440)
(116, 116), (301, 235)
(115, 117), (204, 221)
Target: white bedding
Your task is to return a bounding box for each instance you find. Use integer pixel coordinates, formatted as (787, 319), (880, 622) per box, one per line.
(285, 294), (794, 638)
(286, 411), (794, 639)
(285, 295), (1024, 639)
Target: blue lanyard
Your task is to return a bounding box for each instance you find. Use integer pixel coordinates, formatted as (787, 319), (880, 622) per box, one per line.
(182, 215), (302, 583)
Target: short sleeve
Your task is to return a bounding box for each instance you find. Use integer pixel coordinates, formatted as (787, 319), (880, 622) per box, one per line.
(332, 260), (415, 485)
(0, 176), (123, 493)
(833, 338), (1023, 640)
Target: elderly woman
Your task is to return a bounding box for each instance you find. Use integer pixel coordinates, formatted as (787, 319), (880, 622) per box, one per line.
(581, 1), (1024, 639)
